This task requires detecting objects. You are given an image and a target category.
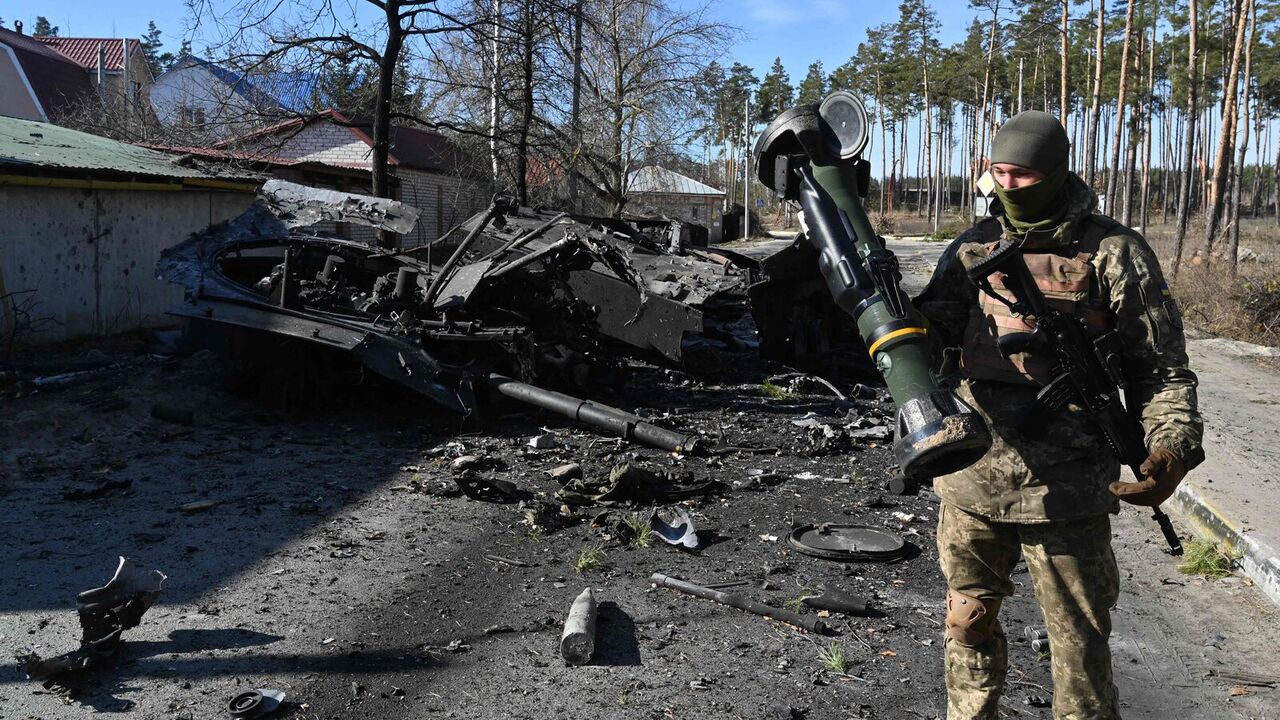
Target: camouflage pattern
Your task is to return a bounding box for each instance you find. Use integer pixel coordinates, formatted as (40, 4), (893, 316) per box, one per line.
(918, 172), (1201, 719)
(938, 503), (1122, 720)
(915, 172), (1203, 522)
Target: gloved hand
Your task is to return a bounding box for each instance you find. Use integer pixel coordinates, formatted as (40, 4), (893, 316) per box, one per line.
(1109, 448), (1186, 506)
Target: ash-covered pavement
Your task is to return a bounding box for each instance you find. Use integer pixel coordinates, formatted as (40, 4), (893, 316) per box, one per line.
(2, 238), (1279, 720)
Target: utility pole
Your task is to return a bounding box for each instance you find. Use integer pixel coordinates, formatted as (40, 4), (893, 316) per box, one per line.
(743, 95), (750, 240)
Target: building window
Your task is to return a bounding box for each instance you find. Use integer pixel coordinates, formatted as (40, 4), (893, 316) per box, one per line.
(690, 205), (699, 220)
(177, 105), (206, 127)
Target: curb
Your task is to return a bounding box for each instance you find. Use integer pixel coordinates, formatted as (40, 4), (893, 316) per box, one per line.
(1169, 482), (1280, 607)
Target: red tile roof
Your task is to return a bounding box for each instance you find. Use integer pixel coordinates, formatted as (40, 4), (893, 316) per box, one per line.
(35, 36), (140, 72)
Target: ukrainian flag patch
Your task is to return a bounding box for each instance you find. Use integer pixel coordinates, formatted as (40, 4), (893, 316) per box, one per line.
(1159, 281), (1171, 298)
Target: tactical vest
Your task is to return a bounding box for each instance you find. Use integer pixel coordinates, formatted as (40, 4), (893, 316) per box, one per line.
(959, 217), (1116, 386)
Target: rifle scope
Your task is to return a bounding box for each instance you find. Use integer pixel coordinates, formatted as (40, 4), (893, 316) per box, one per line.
(753, 91), (991, 480)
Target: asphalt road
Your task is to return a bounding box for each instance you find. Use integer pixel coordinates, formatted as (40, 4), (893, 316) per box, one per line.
(1, 235), (1277, 719)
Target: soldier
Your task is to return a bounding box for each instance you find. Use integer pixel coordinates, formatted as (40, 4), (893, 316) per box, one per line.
(914, 111), (1203, 720)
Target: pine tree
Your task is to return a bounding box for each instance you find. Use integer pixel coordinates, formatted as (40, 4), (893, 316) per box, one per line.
(314, 59), (423, 119)
(33, 16), (58, 36)
(755, 57), (793, 123)
(796, 61), (826, 103)
(720, 62), (758, 142)
(141, 21), (176, 77)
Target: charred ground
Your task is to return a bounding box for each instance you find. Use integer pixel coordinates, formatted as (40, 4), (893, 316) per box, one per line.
(5, 330), (1278, 720)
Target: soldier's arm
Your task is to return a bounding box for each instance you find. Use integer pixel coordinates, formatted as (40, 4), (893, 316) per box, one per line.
(1098, 232), (1205, 470)
(912, 233), (979, 352)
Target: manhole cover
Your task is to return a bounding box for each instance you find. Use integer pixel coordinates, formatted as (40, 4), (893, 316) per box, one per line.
(787, 523), (907, 562)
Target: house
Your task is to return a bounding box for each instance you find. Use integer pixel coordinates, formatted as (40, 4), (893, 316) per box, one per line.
(0, 24), (95, 121)
(0, 116), (260, 343)
(626, 165), (724, 239)
(213, 110), (490, 248)
(148, 54), (321, 140)
(35, 34), (150, 108)
(0, 22), (149, 123)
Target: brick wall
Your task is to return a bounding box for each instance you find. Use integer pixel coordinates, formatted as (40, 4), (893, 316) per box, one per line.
(630, 192), (722, 225)
(396, 168), (490, 248)
(247, 123), (373, 167)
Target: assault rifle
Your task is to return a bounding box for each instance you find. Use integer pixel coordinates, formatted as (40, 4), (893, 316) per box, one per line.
(964, 241), (1184, 555)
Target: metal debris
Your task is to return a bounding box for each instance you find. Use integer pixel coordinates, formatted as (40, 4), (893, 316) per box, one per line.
(800, 588), (872, 616)
(18, 556), (166, 685)
(786, 523), (907, 563)
(560, 588), (598, 666)
(650, 507), (701, 550)
(260, 179), (420, 233)
(650, 573), (825, 634)
(228, 688), (287, 719)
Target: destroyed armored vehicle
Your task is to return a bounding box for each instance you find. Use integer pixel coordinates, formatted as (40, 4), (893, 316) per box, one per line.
(156, 181), (757, 450)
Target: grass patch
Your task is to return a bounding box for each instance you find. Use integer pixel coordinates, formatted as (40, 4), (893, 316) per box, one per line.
(818, 642), (848, 674)
(623, 513), (654, 547)
(784, 588), (815, 611)
(1177, 538), (1239, 579)
(574, 544), (606, 574)
(759, 380), (787, 399)
(927, 220), (968, 242)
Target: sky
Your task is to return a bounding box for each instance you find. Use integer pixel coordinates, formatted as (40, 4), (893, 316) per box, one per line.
(11, 0), (981, 83)
(717, 0), (976, 84)
(0, 0), (1006, 180)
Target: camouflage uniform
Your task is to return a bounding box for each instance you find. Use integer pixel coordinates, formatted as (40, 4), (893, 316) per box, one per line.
(914, 173), (1203, 719)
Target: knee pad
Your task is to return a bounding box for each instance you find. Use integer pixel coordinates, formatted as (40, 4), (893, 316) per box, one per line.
(946, 589), (1002, 647)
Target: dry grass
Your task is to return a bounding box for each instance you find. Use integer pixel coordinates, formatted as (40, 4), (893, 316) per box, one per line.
(1177, 538), (1240, 580)
(574, 544), (606, 574)
(623, 513), (654, 548)
(818, 642), (849, 673)
(1144, 218), (1280, 347)
(758, 379), (787, 399)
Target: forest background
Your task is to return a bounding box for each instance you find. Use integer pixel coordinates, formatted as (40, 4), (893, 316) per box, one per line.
(9, 0), (1280, 343)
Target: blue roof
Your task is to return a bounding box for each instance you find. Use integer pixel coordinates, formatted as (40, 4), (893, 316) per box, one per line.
(172, 55), (323, 113)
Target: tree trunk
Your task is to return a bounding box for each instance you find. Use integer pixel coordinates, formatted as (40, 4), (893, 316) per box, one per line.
(1059, 0), (1070, 125)
(609, 2), (625, 217)
(1249, 119), (1264, 216)
(1171, 0), (1198, 275)
(1199, 0), (1249, 264)
(877, 70), (887, 216)
(976, 0), (999, 196)
(489, 0), (502, 185)
(1140, 25), (1155, 230)
(923, 51), (934, 229)
(1226, 0), (1256, 278)
(1083, 0), (1105, 188)
(888, 116), (897, 215)
(917, 112), (925, 217)
(1274, 132), (1280, 226)
(1106, 0), (1136, 211)
(514, 0), (535, 206)
(371, 1), (405, 248)
(567, 0), (582, 210)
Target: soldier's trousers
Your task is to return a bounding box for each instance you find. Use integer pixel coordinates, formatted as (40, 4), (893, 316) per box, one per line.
(937, 503), (1122, 720)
